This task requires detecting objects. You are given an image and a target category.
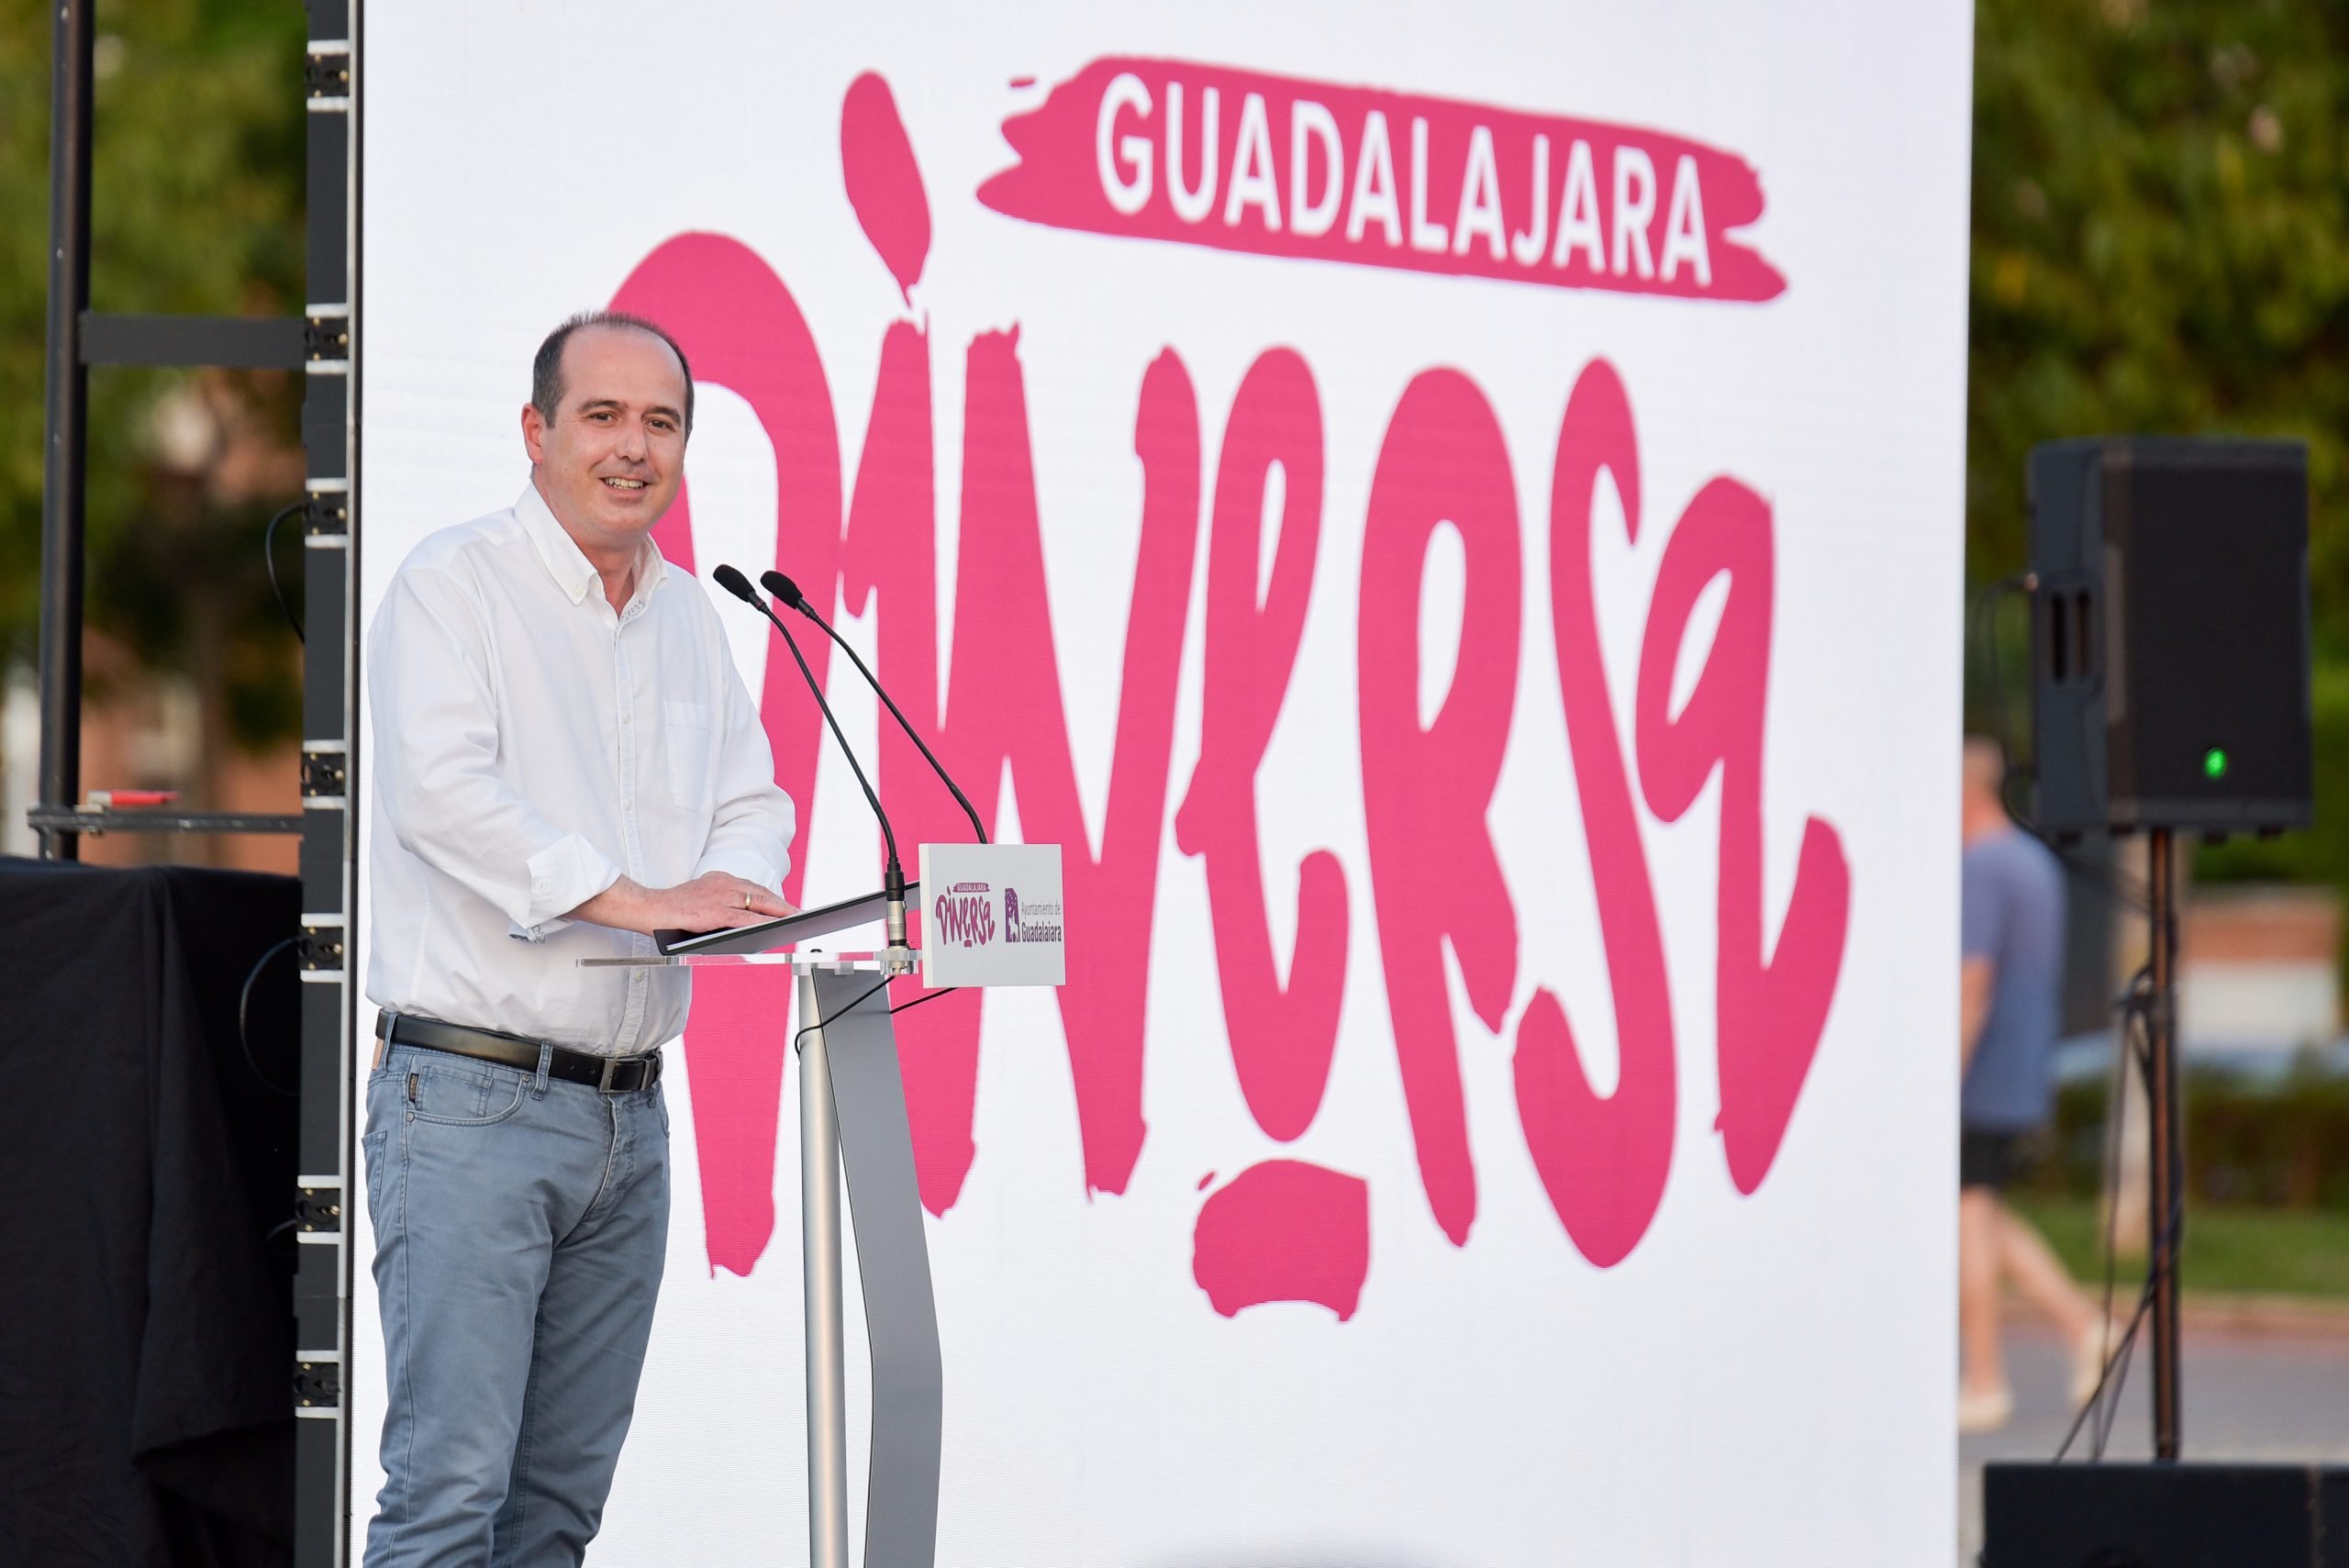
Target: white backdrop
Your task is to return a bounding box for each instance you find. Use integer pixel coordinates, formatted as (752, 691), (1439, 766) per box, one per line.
(353, 3), (1974, 1562)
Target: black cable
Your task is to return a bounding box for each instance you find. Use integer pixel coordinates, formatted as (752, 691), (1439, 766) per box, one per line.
(889, 985), (960, 1018)
(2078, 979), (2152, 1459)
(1972, 568), (2189, 1460)
(792, 973), (896, 1055)
(238, 936), (302, 1098)
(2054, 970), (2183, 1461)
(2085, 984), (2148, 1458)
(2093, 971), (2153, 1457)
(263, 499), (306, 644)
(2079, 1176), (2181, 1462)
(2007, 786), (2152, 917)
(2104, 981), (2151, 1455)
(791, 976), (962, 1058)
(2124, 989), (2191, 1448)
(2056, 1006), (2132, 1460)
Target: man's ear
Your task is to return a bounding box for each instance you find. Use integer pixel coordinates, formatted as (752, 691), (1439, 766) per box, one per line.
(520, 401), (549, 464)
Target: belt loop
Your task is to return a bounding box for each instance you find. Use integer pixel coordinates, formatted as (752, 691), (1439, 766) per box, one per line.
(532, 1040), (552, 1097)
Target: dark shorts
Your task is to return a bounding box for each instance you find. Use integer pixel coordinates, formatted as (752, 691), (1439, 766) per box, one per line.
(1960, 1127), (2044, 1191)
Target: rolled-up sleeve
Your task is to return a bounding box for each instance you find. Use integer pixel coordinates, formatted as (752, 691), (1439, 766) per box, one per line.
(371, 567), (622, 933)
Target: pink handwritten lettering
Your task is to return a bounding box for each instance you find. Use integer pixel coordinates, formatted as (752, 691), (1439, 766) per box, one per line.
(1175, 348), (1349, 1143)
(979, 58), (1785, 303)
(1193, 1161), (1372, 1320)
(1358, 370), (1522, 1248)
(618, 69), (1843, 1298)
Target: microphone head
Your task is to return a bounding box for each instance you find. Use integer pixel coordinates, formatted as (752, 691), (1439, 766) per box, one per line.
(711, 563), (759, 604)
(761, 570), (810, 613)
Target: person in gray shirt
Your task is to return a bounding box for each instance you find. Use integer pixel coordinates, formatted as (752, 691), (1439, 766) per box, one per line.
(1957, 737), (2110, 1433)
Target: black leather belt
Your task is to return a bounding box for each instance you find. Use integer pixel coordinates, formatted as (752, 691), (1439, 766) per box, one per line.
(375, 1012), (662, 1095)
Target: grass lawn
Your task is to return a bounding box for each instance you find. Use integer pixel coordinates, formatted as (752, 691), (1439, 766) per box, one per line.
(2006, 1194), (2349, 1299)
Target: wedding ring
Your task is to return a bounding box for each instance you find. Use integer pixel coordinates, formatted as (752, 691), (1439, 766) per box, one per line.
(743, 892), (752, 910)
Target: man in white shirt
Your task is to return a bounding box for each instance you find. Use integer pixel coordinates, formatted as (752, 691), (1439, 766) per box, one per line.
(362, 311), (796, 1566)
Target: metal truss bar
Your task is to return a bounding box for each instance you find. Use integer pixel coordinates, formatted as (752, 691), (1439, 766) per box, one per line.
(25, 808), (303, 836)
(79, 311), (306, 370)
(296, 2), (359, 1562)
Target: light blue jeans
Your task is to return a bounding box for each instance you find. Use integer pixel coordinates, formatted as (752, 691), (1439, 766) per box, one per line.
(361, 1040), (670, 1567)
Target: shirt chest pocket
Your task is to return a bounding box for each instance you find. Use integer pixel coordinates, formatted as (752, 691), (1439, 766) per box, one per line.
(662, 699), (715, 809)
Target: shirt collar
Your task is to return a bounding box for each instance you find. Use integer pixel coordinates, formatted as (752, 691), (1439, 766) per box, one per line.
(515, 478), (668, 611)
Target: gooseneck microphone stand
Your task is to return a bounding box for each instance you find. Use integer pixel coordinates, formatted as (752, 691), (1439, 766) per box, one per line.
(763, 570), (989, 846)
(711, 563), (911, 968)
(707, 563), (943, 1568)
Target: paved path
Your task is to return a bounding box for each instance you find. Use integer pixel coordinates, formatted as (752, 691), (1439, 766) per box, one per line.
(1957, 1321), (2349, 1563)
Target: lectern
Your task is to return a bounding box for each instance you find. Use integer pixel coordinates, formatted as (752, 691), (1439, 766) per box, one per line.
(584, 843), (1064, 1568)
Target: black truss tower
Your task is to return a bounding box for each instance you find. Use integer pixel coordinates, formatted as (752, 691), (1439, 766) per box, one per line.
(293, 10), (359, 1558)
(34, 4), (361, 1561)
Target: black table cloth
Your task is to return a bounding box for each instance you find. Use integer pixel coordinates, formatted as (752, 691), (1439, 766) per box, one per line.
(0, 857), (300, 1566)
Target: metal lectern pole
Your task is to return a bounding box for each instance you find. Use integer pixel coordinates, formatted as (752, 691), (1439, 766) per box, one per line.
(797, 967), (850, 1568)
(2145, 828), (2183, 1459)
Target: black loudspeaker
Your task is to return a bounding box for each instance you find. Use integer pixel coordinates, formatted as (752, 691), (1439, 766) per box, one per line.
(1983, 1462), (2349, 1567)
(2029, 438), (2313, 835)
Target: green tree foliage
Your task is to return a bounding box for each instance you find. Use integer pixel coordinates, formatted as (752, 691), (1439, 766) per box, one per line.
(1968, 0), (2349, 897)
(6, 0), (2348, 809)
(1970, 0), (2349, 597)
(0, 0), (304, 747)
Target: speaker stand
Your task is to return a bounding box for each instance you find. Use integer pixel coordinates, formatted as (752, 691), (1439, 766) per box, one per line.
(2147, 826), (2182, 1459)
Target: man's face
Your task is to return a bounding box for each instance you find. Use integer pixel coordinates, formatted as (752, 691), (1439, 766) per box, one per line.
(520, 325), (689, 556)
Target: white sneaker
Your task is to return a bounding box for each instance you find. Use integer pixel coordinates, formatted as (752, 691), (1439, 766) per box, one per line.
(1958, 1383), (2015, 1434)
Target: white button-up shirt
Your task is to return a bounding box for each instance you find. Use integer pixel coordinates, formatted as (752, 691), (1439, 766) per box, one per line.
(365, 481), (795, 1054)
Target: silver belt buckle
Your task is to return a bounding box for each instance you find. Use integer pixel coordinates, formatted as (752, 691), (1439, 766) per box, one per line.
(596, 1053), (657, 1095)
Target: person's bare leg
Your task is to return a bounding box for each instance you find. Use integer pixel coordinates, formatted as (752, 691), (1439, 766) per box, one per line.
(1959, 1187), (2007, 1396)
(1997, 1201), (2098, 1344)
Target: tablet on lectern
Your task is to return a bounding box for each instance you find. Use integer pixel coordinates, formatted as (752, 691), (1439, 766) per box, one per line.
(653, 882), (918, 959)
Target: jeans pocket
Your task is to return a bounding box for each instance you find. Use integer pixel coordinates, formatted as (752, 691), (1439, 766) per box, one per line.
(362, 1128), (387, 1226)
(407, 1062), (530, 1126)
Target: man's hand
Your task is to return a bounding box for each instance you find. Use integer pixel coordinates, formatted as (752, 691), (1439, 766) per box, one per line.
(567, 873), (797, 937)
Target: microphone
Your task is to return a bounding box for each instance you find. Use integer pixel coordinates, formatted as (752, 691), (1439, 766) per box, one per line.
(761, 569), (987, 845)
(711, 563), (911, 962)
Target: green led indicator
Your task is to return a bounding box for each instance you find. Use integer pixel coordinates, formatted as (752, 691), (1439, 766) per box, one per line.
(2204, 747), (2230, 780)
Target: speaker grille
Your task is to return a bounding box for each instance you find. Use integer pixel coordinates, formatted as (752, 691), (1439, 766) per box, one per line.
(2029, 437), (2311, 834)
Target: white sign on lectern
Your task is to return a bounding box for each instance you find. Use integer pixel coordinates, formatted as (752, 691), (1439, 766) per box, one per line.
(917, 842), (1065, 989)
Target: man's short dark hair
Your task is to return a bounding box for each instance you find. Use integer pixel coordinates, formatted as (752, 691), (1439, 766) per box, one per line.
(531, 310), (695, 433)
